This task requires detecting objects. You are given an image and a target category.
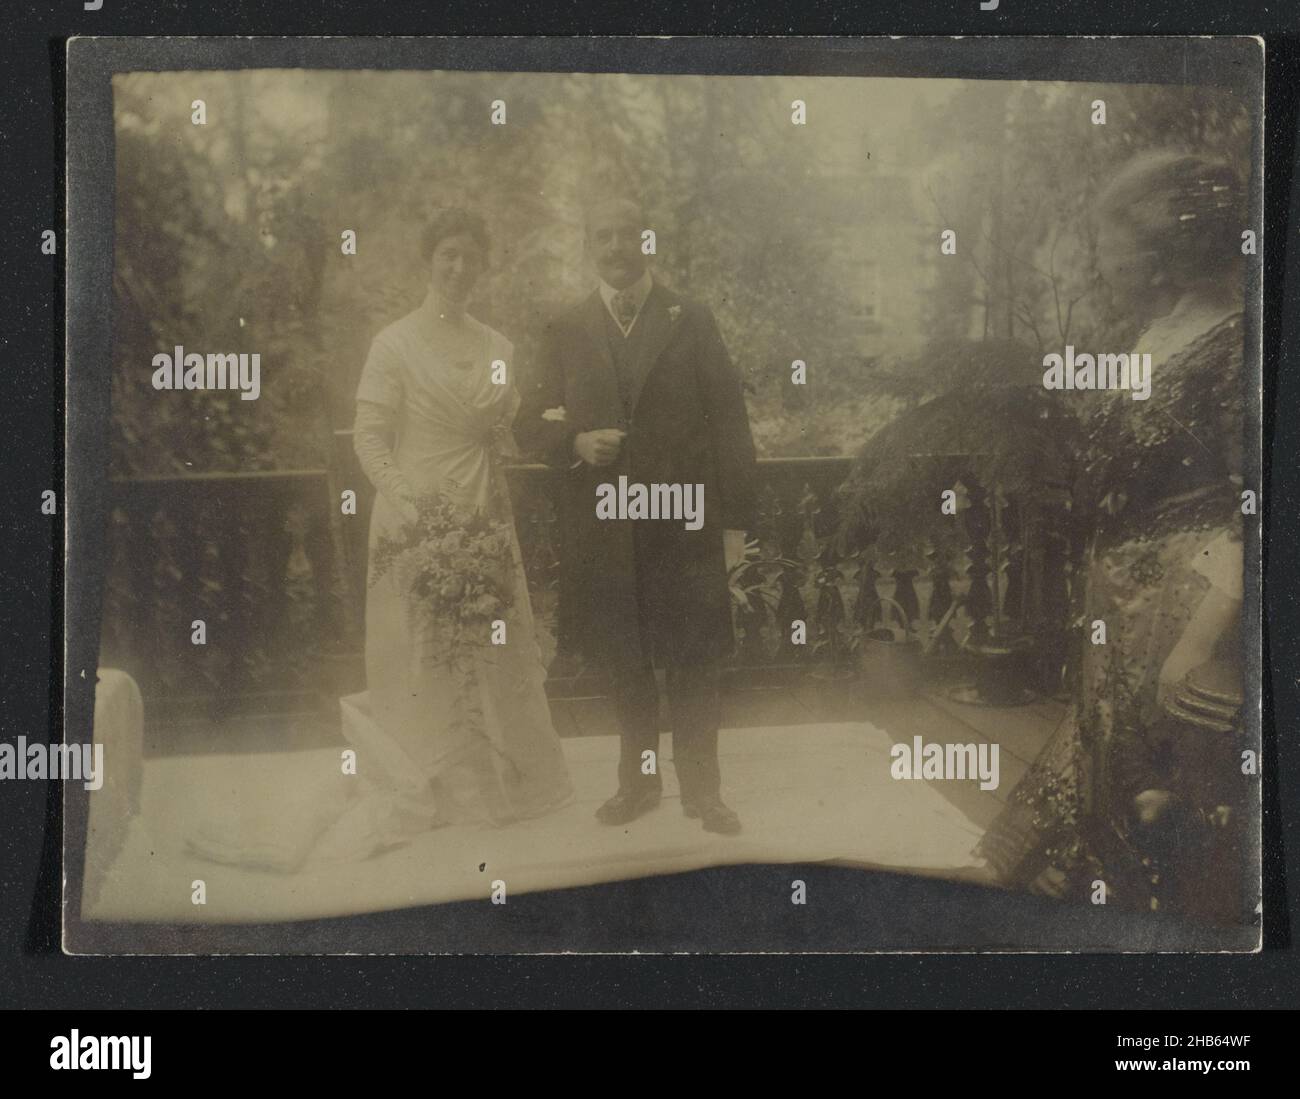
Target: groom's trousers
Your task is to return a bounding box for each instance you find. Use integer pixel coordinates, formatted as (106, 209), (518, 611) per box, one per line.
(609, 656), (722, 803)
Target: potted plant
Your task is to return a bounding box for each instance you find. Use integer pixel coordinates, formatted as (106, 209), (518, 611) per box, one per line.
(857, 590), (923, 698)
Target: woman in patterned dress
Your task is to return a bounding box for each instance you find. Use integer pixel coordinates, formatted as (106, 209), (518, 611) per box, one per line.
(976, 152), (1248, 912)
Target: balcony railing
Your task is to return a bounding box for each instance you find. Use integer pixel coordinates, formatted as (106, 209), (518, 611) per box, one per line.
(100, 434), (1071, 719)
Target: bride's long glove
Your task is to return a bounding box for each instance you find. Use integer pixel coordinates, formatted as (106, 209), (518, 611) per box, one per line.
(353, 399), (420, 525)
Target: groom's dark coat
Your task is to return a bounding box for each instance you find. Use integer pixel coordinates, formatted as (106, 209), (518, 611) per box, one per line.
(515, 281), (758, 671)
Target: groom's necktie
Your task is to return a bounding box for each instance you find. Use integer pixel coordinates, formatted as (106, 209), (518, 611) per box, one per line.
(611, 289), (639, 334)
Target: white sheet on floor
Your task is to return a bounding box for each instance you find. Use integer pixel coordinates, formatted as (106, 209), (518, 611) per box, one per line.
(80, 723), (985, 926)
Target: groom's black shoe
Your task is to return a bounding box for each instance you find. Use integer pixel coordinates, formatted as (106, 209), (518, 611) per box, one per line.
(595, 785), (661, 826)
(683, 795), (741, 835)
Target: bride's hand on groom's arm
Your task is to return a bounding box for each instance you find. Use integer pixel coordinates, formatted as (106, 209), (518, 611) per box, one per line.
(574, 428), (625, 467)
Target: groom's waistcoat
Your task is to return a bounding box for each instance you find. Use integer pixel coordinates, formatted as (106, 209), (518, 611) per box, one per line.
(602, 304), (652, 427)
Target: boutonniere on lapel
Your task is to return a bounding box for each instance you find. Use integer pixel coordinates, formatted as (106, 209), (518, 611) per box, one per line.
(667, 304), (683, 326)
(541, 406), (567, 422)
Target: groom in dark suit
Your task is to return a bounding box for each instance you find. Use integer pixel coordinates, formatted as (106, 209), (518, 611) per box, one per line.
(516, 196), (758, 834)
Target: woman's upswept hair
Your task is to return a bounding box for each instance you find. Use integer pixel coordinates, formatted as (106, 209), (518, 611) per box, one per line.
(1096, 150), (1245, 283)
(419, 207), (491, 264)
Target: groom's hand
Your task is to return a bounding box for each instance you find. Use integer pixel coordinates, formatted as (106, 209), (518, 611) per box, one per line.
(723, 530), (749, 571)
(574, 428), (626, 467)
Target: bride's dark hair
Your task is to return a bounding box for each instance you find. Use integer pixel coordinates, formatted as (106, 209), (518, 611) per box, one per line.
(1096, 151), (1244, 286)
(420, 207), (491, 264)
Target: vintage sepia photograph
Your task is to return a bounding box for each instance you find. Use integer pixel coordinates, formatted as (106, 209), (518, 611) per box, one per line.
(62, 37), (1263, 954)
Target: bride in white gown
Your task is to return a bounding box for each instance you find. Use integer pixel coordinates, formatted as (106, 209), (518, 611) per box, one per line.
(184, 209), (572, 874)
(327, 208), (575, 853)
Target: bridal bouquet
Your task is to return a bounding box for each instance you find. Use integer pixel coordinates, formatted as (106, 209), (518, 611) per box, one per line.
(369, 491), (515, 655)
